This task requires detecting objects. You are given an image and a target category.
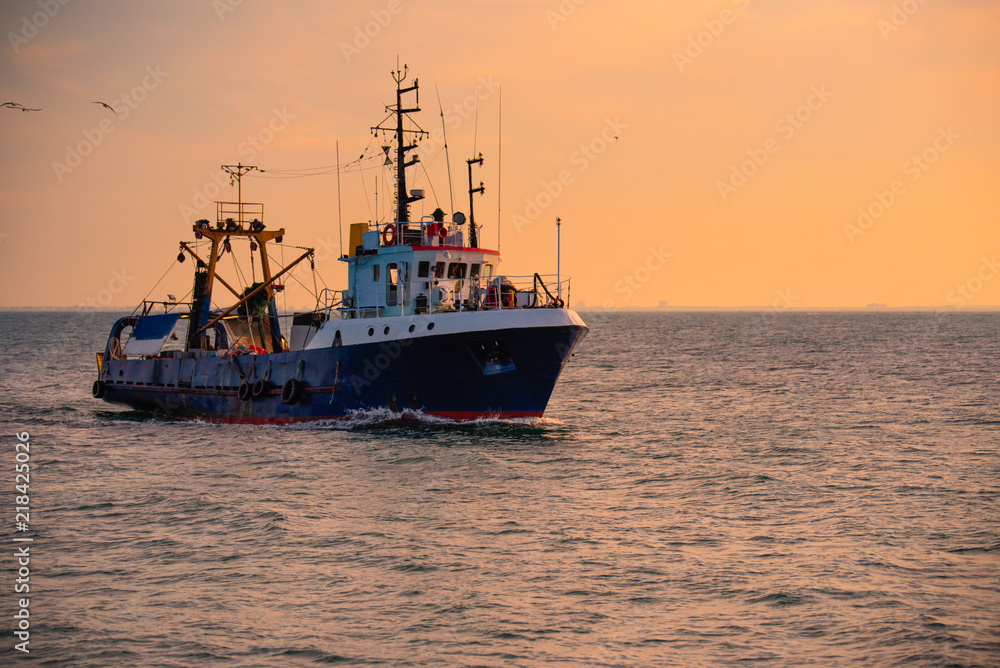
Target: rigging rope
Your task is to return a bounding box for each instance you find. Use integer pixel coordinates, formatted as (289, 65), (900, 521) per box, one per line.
(132, 256), (180, 316)
(227, 247), (257, 349)
(280, 243), (286, 314)
(265, 249), (323, 303)
(255, 137), (382, 178)
(360, 168), (375, 222)
(418, 159), (440, 210)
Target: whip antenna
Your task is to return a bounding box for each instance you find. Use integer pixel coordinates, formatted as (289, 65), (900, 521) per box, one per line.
(336, 140), (343, 258)
(497, 85), (502, 252)
(436, 85), (455, 214)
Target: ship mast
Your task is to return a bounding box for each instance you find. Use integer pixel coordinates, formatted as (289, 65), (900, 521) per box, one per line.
(181, 164), (315, 354)
(466, 153), (484, 248)
(222, 163), (260, 223)
(372, 63), (427, 223)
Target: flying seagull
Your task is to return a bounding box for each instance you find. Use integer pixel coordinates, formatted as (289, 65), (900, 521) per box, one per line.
(91, 101), (119, 117)
(1, 102), (41, 112)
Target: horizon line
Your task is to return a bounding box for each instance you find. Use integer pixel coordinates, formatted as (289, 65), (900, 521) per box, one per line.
(2, 305), (1000, 313)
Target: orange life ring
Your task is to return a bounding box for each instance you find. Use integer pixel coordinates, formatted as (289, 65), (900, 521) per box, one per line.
(382, 225), (396, 246)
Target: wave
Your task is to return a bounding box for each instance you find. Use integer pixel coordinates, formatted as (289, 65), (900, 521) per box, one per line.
(277, 407), (565, 432)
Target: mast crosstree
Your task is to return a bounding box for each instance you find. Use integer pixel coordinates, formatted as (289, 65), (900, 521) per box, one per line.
(371, 64), (427, 223)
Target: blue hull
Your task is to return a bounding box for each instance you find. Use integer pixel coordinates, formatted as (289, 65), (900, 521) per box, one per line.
(98, 323), (587, 423)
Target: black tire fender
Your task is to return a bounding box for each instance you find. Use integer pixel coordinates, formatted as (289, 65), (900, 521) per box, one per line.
(251, 378), (267, 399)
(92, 380), (106, 399)
(281, 378), (303, 405)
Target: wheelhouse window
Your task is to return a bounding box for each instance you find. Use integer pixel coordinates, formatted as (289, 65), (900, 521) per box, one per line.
(470, 263), (481, 278)
(373, 264), (380, 282)
(482, 264), (494, 279)
(418, 261), (430, 278)
(434, 261), (445, 279)
(386, 263), (399, 306)
(447, 262), (467, 279)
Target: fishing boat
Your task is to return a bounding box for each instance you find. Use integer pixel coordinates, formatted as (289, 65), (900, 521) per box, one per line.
(92, 67), (588, 423)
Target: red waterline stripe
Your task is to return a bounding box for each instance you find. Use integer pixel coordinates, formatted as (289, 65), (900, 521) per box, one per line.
(427, 410), (543, 421)
(196, 415), (342, 424)
(182, 410), (543, 425)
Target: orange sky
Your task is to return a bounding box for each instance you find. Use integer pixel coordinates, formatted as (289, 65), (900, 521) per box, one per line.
(2, 0), (998, 309)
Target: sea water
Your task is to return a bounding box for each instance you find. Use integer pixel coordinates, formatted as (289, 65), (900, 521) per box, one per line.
(1, 311), (997, 666)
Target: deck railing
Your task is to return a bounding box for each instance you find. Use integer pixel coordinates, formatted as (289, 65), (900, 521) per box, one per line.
(325, 274), (571, 319)
(370, 217), (470, 248)
(216, 201), (264, 229)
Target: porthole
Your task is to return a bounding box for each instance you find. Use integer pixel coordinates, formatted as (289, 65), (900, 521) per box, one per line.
(368, 327), (374, 336)
(384, 326), (390, 335)
(408, 324), (415, 333)
(427, 322), (435, 331)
